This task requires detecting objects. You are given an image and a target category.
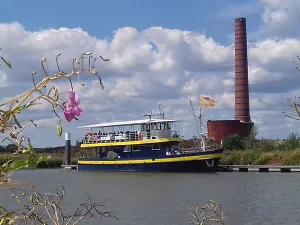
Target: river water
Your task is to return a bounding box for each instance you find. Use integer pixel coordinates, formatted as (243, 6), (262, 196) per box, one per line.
(1, 169), (300, 225)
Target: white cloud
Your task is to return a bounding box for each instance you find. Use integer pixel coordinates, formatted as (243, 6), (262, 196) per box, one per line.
(0, 20), (300, 146)
(259, 0), (300, 37)
(0, 70), (8, 87)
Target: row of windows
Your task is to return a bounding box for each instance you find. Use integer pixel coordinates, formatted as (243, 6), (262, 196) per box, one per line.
(98, 143), (177, 153)
(123, 143), (160, 152)
(141, 122), (171, 131)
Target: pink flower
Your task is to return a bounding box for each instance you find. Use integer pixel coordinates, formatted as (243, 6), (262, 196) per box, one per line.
(63, 91), (83, 122)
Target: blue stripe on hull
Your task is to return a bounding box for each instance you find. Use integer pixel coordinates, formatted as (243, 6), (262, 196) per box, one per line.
(78, 158), (220, 172)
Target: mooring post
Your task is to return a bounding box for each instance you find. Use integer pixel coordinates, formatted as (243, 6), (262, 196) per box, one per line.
(65, 133), (71, 165)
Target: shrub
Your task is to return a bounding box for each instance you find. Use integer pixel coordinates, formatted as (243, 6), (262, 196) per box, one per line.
(282, 133), (300, 150)
(256, 140), (277, 152)
(223, 134), (245, 150)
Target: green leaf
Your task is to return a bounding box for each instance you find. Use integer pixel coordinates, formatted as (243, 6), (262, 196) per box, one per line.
(56, 119), (63, 137)
(12, 115), (22, 128)
(2, 158), (32, 173)
(27, 139), (34, 153)
(0, 56), (11, 69)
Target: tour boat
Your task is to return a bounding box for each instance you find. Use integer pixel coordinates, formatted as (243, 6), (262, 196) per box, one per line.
(77, 113), (223, 172)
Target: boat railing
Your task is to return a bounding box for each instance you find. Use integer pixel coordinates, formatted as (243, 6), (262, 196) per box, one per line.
(82, 129), (182, 144)
(181, 143), (222, 154)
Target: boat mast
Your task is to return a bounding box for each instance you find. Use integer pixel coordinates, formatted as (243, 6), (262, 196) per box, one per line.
(189, 99), (201, 141)
(198, 95), (202, 136)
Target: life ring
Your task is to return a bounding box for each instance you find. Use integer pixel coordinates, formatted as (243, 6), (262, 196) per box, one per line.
(138, 133), (143, 141)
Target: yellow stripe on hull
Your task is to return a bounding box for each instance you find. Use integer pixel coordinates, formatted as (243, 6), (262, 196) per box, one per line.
(80, 138), (182, 148)
(78, 153), (222, 165)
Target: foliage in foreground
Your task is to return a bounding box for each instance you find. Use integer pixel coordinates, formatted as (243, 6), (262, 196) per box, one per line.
(0, 51), (112, 224)
(182, 200), (226, 225)
(0, 154), (78, 168)
(0, 51), (108, 172)
(0, 186), (117, 225)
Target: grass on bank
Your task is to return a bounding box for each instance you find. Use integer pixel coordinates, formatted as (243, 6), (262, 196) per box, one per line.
(220, 133), (300, 166)
(0, 153), (77, 168)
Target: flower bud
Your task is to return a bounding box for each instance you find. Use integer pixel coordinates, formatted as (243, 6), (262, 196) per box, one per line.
(92, 70), (98, 75)
(56, 119), (63, 137)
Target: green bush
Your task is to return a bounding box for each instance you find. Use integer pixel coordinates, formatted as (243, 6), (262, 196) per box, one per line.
(256, 140), (276, 152)
(223, 134), (245, 150)
(37, 159), (63, 168)
(220, 149), (300, 165)
(282, 133), (300, 150)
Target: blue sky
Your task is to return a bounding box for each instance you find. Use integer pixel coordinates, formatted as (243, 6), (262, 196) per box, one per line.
(1, 0), (300, 146)
(1, 0), (263, 44)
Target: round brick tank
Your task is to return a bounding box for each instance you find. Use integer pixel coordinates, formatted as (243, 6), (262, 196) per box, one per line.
(207, 120), (253, 142)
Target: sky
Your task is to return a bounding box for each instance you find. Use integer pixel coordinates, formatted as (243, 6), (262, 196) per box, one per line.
(0, 0), (300, 147)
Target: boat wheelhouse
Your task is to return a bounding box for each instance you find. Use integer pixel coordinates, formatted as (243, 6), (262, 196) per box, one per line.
(77, 114), (223, 172)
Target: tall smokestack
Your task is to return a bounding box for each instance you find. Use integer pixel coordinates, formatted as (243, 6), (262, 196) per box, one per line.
(234, 17), (251, 122)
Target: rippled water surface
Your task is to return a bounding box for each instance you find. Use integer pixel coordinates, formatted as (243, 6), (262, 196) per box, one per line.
(2, 169), (300, 225)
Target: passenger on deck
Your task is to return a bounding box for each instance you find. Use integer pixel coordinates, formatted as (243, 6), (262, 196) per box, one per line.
(93, 133), (98, 142)
(88, 133), (93, 142)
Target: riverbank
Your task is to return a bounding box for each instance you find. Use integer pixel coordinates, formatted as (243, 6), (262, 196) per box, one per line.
(220, 149), (300, 166)
(0, 154), (77, 168)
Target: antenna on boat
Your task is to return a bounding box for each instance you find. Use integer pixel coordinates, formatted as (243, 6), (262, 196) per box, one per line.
(143, 113), (154, 120)
(158, 103), (165, 118)
(143, 104), (165, 120)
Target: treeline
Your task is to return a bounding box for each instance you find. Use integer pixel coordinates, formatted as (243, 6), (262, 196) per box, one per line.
(0, 144), (80, 154)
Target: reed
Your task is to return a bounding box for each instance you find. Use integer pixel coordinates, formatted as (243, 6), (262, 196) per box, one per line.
(220, 149), (300, 165)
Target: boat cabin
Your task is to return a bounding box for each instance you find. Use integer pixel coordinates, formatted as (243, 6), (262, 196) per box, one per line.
(77, 118), (182, 160)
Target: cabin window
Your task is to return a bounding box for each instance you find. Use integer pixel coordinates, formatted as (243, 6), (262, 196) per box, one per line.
(146, 124), (150, 131)
(167, 122), (171, 129)
(113, 146), (123, 152)
(123, 146), (131, 152)
(132, 145), (140, 152)
(157, 123), (161, 130)
(153, 123), (157, 130)
(162, 122), (166, 130)
(152, 143), (160, 150)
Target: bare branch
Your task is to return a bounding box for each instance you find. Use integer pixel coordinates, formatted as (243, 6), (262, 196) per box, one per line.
(1, 186), (117, 225)
(182, 200), (227, 225)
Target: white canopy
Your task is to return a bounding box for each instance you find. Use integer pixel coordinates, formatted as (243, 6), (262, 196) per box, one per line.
(77, 118), (178, 129)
